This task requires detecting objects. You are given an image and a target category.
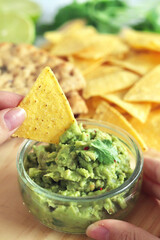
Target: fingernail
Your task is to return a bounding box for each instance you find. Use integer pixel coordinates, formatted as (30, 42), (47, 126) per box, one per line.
(4, 107), (26, 131)
(86, 224), (109, 240)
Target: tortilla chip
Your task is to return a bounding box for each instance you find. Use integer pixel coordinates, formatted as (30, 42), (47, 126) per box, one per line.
(49, 27), (98, 56)
(124, 65), (160, 103)
(107, 51), (160, 75)
(13, 67), (75, 143)
(130, 109), (160, 151)
(102, 89), (151, 123)
(122, 28), (160, 52)
(79, 96), (104, 119)
(58, 19), (86, 32)
(44, 31), (63, 45)
(93, 101), (147, 151)
(76, 35), (129, 59)
(151, 103), (160, 110)
(71, 56), (104, 75)
(83, 65), (139, 99)
(44, 20), (86, 45)
(112, 104), (127, 114)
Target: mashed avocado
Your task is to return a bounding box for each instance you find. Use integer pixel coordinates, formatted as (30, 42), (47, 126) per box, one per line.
(23, 122), (134, 233)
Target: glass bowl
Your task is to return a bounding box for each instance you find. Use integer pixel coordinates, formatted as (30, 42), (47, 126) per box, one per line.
(16, 119), (143, 234)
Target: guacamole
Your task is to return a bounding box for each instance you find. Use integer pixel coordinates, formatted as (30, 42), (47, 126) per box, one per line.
(22, 122), (134, 233)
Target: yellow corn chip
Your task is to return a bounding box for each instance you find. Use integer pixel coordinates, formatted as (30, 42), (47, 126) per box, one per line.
(44, 20), (86, 44)
(124, 65), (160, 103)
(130, 109), (160, 151)
(49, 27), (98, 56)
(44, 31), (63, 45)
(112, 104), (127, 114)
(151, 103), (160, 110)
(102, 89), (151, 123)
(122, 28), (160, 51)
(79, 96), (104, 119)
(71, 56), (104, 75)
(83, 65), (139, 99)
(107, 51), (160, 75)
(76, 35), (129, 59)
(13, 67), (75, 143)
(93, 101), (147, 151)
(58, 19), (86, 32)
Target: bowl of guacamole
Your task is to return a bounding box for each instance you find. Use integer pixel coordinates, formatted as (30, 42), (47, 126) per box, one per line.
(16, 119), (143, 234)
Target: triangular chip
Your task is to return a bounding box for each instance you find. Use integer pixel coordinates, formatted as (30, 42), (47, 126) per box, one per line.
(44, 19), (86, 44)
(71, 56), (104, 75)
(151, 103), (160, 111)
(13, 67), (75, 143)
(102, 89), (151, 123)
(49, 26), (97, 56)
(76, 35), (129, 59)
(122, 28), (160, 52)
(129, 109), (160, 151)
(124, 65), (160, 103)
(107, 51), (160, 75)
(83, 65), (139, 99)
(79, 96), (104, 119)
(93, 101), (147, 151)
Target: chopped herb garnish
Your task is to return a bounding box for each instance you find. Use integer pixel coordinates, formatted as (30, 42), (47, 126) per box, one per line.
(90, 139), (120, 165)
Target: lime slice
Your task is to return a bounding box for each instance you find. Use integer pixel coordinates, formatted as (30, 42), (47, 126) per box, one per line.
(0, 12), (35, 44)
(0, 0), (41, 22)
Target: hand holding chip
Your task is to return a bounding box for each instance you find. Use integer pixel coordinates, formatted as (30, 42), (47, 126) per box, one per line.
(0, 91), (26, 144)
(86, 157), (160, 240)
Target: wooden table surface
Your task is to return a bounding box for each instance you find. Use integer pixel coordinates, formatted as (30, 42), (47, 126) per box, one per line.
(0, 138), (160, 240)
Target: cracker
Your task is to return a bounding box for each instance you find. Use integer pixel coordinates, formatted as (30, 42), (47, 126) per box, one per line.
(0, 43), (85, 95)
(66, 90), (88, 115)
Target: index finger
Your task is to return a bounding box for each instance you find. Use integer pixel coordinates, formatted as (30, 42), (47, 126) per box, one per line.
(142, 175), (160, 200)
(143, 157), (160, 184)
(0, 91), (24, 110)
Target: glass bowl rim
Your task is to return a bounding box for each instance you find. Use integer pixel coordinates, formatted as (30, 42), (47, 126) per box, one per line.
(16, 118), (143, 202)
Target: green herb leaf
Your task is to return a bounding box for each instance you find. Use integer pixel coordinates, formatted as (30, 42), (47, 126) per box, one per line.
(90, 139), (120, 165)
(36, 0), (160, 36)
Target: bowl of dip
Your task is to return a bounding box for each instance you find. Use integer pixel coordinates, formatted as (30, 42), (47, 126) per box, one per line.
(16, 119), (143, 234)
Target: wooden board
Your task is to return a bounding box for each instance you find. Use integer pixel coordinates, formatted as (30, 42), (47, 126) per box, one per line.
(0, 138), (160, 239)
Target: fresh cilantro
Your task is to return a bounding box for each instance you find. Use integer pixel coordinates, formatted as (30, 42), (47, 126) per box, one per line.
(90, 139), (120, 165)
(36, 0), (160, 36)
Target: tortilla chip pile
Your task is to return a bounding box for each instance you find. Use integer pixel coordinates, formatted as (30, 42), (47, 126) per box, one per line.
(43, 21), (160, 152)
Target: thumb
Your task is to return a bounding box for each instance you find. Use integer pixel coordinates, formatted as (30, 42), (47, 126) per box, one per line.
(0, 107), (26, 144)
(86, 219), (159, 240)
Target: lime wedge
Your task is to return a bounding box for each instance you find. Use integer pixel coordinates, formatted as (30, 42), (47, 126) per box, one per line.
(0, 12), (35, 44)
(0, 0), (41, 22)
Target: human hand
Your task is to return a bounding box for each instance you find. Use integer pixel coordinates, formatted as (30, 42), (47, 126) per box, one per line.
(86, 157), (160, 240)
(0, 91), (26, 144)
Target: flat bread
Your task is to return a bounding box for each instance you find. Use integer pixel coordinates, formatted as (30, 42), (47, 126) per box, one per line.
(66, 90), (88, 115)
(0, 43), (86, 114)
